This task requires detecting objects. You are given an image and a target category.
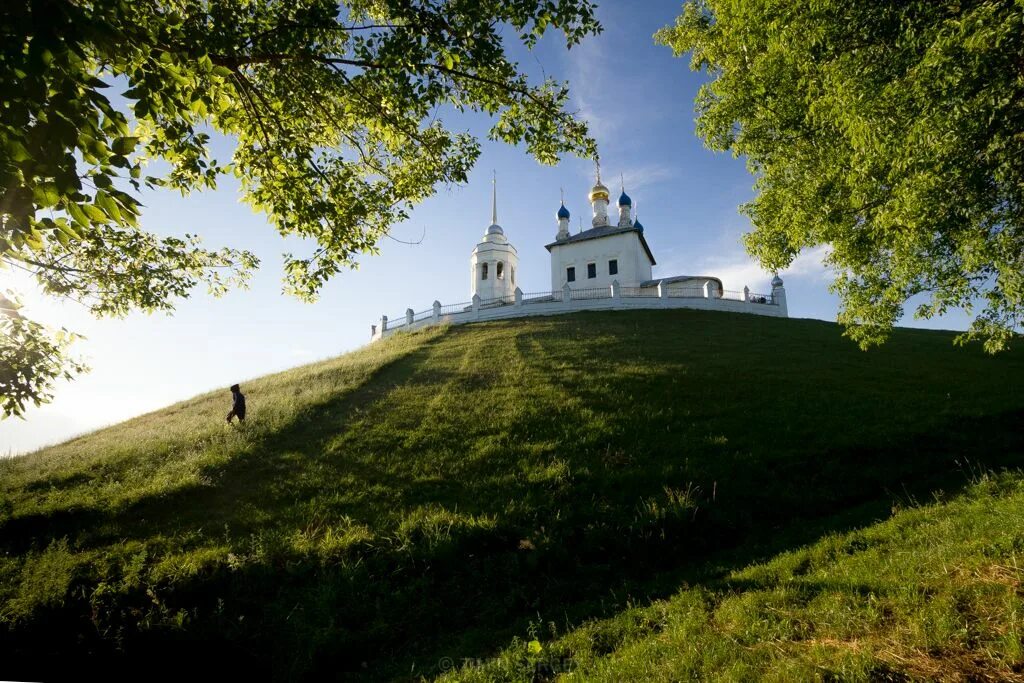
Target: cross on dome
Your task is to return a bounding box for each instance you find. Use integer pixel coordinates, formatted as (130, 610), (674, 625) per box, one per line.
(589, 155), (609, 202)
(557, 186), (570, 219)
(618, 173), (632, 207)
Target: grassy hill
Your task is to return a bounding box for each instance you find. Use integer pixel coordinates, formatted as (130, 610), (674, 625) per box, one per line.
(1, 310), (1022, 681)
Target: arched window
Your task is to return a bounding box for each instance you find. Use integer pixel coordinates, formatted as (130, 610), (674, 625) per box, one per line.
(511, 266), (515, 285)
(481, 262), (488, 280)
(496, 261), (504, 279)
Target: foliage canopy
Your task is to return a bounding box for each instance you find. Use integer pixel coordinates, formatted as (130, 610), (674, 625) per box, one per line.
(0, 0), (599, 416)
(658, 0), (1024, 351)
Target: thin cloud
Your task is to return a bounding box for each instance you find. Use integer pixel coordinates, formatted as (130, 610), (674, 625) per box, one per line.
(564, 28), (622, 139)
(624, 164), (675, 194)
(658, 243), (832, 292)
(699, 245), (833, 291)
(563, 5), (635, 143)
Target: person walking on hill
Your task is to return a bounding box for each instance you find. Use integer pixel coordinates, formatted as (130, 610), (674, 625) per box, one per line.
(226, 384), (246, 424)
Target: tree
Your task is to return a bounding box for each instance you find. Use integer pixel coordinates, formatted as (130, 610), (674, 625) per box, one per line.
(657, 0), (1023, 352)
(0, 0), (599, 417)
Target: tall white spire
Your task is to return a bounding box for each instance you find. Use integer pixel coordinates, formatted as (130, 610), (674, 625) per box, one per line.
(490, 170), (498, 226)
(485, 170), (504, 236)
(472, 169), (517, 301)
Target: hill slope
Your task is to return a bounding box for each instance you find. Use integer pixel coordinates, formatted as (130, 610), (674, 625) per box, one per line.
(1, 310), (1022, 680)
(442, 471), (1024, 682)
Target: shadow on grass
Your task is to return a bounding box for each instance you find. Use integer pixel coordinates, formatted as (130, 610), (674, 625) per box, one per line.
(1, 311), (1022, 681)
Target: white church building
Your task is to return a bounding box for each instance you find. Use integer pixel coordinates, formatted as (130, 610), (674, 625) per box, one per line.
(371, 168), (787, 341)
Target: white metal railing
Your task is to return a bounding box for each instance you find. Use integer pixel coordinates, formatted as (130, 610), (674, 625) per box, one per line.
(666, 287), (708, 299)
(479, 294), (515, 309)
(570, 286), (612, 301)
(371, 281), (784, 341)
(439, 301), (471, 316)
(523, 290), (561, 303)
(621, 286), (659, 297)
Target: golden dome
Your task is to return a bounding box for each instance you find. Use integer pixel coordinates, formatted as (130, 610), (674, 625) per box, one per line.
(589, 183), (609, 202)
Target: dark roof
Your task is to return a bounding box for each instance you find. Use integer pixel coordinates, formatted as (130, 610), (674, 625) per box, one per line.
(545, 224), (656, 265)
(640, 275), (724, 288)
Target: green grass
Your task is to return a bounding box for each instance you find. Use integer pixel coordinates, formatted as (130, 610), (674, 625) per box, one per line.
(442, 471), (1024, 682)
(1, 310), (1022, 681)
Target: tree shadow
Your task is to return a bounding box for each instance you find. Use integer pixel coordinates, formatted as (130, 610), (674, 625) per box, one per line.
(1, 311), (1022, 681)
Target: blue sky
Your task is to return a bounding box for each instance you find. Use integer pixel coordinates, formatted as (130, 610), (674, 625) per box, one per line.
(1, 1), (975, 455)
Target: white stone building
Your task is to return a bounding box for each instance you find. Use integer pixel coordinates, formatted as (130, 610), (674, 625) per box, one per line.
(545, 170), (723, 299)
(470, 173), (518, 301)
(370, 167), (788, 341)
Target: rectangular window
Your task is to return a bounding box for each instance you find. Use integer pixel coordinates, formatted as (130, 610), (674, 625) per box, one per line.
(608, 259), (618, 275)
(566, 266), (576, 282)
(587, 263), (597, 279)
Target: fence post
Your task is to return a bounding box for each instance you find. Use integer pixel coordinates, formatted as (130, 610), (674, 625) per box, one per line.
(611, 279), (620, 301)
(432, 300), (441, 322)
(406, 308), (414, 326)
(743, 286), (750, 303)
(562, 282), (572, 306)
(514, 287), (523, 307)
(471, 293), (480, 318)
(370, 324), (377, 338)
(658, 280), (667, 299)
(381, 315), (388, 333)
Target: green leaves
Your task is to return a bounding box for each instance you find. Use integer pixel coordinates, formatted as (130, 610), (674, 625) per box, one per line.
(0, 293), (88, 419)
(32, 183), (60, 208)
(111, 137), (139, 156)
(659, 0), (1024, 352)
(1, 0), (600, 416)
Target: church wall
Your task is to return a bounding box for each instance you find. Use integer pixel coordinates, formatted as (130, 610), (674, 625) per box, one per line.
(548, 232), (653, 291)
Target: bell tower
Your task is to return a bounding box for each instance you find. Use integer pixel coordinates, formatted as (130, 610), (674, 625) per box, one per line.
(470, 172), (519, 300)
